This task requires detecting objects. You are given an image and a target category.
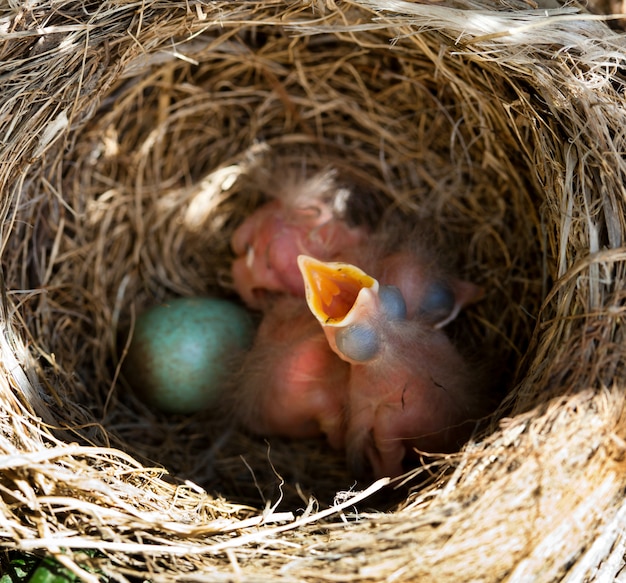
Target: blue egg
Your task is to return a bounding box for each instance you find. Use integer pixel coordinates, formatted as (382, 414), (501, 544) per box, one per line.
(122, 297), (255, 414)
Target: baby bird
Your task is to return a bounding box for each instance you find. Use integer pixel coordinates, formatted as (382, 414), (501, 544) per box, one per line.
(298, 255), (484, 478)
(232, 295), (349, 450)
(231, 169), (368, 309)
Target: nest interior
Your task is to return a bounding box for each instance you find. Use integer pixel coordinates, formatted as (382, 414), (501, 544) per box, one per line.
(1, 0), (626, 581)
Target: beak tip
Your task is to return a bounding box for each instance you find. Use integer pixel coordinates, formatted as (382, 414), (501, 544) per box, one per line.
(297, 254), (315, 275)
(297, 254), (314, 293)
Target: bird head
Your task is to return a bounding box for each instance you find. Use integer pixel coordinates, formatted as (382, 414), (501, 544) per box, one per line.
(297, 253), (481, 364)
(297, 254), (410, 365)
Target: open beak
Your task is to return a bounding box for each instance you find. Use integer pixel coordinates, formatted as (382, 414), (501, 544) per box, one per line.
(297, 255), (379, 326)
(297, 255), (385, 364)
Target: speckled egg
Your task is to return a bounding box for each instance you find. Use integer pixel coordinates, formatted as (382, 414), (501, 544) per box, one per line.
(121, 297), (255, 414)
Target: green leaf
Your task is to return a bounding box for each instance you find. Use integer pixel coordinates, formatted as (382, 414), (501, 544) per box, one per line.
(0, 552), (104, 583)
(27, 557), (77, 583)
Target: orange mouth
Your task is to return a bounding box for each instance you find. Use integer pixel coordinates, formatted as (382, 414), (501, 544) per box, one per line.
(297, 255), (378, 324)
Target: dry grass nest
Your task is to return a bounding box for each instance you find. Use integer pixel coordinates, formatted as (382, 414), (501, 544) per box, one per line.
(1, 0), (626, 581)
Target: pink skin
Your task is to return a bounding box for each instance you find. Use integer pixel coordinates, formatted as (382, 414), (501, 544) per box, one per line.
(345, 327), (475, 478)
(235, 297), (349, 449)
(231, 199), (367, 309)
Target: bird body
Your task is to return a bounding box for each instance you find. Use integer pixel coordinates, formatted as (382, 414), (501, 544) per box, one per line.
(345, 327), (477, 477)
(232, 296), (349, 449)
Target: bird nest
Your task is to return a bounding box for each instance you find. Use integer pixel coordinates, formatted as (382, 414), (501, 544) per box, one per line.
(1, 0), (626, 580)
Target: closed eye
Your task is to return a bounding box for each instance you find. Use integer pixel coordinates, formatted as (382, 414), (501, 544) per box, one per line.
(419, 280), (455, 326)
(335, 323), (380, 362)
(379, 285), (407, 321)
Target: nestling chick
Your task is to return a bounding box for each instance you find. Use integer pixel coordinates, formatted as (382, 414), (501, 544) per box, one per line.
(298, 255), (485, 478)
(231, 169), (368, 308)
(232, 295), (349, 450)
